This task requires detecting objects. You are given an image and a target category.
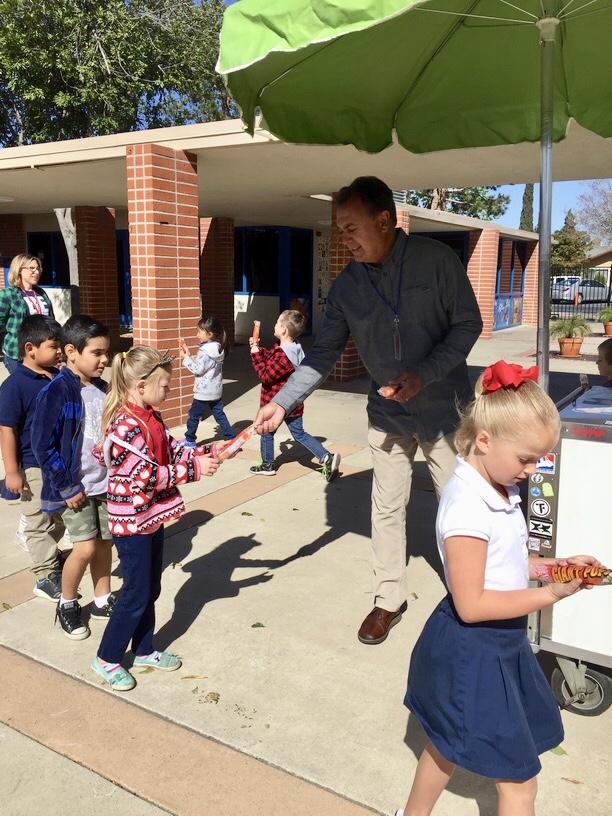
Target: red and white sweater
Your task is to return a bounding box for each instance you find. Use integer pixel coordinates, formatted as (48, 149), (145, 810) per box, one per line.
(103, 408), (205, 536)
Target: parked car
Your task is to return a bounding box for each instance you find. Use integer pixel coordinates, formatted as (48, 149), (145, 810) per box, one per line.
(551, 277), (610, 303)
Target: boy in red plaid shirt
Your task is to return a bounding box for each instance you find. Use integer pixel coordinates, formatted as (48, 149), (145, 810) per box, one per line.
(249, 310), (340, 481)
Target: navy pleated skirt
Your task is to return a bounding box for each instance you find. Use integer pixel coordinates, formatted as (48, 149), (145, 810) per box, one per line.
(404, 595), (563, 781)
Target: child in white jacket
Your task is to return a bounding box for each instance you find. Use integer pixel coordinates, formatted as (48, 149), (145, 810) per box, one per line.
(180, 317), (236, 447)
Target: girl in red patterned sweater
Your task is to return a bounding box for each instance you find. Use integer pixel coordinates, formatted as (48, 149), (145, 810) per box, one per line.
(92, 346), (219, 692)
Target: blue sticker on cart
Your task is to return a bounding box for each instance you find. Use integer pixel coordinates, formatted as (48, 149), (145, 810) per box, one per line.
(536, 453), (556, 474)
(530, 486), (542, 497)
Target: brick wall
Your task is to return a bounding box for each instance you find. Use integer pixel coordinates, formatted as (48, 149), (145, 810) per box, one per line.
(0, 216), (26, 287)
(126, 144), (200, 427)
(521, 242), (539, 326)
(75, 206), (121, 349)
(328, 200), (367, 381)
(466, 229), (499, 338)
(200, 216), (235, 346)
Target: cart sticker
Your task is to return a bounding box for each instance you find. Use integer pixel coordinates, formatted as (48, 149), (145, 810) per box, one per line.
(530, 486), (542, 497)
(531, 499), (551, 517)
(540, 539), (553, 550)
(529, 518), (553, 539)
(528, 537), (542, 552)
(531, 474), (544, 484)
(536, 453), (556, 474)
(541, 482), (554, 497)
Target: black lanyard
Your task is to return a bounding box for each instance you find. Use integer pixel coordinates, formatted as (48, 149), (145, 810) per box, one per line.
(363, 239), (407, 361)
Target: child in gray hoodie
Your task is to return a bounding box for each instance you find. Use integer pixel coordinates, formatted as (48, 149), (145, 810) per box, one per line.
(180, 316), (236, 447)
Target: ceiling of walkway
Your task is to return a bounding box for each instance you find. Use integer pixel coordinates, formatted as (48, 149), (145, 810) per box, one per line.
(0, 119), (611, 232)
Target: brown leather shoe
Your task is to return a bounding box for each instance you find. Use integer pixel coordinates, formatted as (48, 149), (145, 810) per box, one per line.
(357, 606), (403, 644)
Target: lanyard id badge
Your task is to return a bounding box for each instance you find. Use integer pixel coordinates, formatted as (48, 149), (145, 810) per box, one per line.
(364, 240), (407, 362)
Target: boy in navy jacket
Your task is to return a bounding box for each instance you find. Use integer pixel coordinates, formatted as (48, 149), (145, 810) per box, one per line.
(33, 315), (113, 641)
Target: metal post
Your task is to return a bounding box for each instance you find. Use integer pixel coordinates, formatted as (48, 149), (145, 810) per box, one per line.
(535, 17), (560, 394)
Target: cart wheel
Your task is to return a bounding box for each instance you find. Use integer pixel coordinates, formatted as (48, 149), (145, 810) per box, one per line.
(551, 667), (612, 716)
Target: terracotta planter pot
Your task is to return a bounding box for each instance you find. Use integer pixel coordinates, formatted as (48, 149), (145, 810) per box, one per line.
(558, 337), (583, 358)
(604, 322), (612, 336)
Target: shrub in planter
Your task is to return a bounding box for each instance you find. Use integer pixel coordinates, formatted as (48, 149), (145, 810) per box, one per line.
(597, 307), (612, 336)
(549, 314), (592, 358)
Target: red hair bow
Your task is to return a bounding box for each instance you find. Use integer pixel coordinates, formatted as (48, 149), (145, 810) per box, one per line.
(482, 360), (539, 393)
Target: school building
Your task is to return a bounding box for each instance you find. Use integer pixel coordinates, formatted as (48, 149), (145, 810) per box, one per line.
(0, 120), (542, 425)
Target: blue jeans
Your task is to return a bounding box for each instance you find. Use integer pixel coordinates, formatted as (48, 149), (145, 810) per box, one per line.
(97, 528), (164, 664)
(186, 397), (235, 442)
(3, 354), (18, 374)
(260, 414), (328, 463)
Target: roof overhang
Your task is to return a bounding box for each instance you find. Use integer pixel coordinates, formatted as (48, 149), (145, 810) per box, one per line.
(0, 118), (609, 235)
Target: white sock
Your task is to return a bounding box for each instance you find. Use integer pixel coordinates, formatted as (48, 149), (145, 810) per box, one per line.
(94, 592), (111, 608)
(59, 595), (77, 606)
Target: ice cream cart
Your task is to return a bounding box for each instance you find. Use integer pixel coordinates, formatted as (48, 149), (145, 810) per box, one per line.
(527, 382), (612, 716)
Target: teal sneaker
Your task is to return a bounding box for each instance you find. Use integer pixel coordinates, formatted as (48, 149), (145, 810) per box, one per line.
(133, 651), (182, 672)
(318, 452), (341, 482)
(91, 657), (136, 691)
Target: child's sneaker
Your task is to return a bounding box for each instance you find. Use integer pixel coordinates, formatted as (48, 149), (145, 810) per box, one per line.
(15, 530), (28, 551)
(33, 570), (62, 602)
(181, 439), (197, 448)
(89, 592), (118, 621)
(318, 452), (341, 482)
(55, 600), (90, 640)
(91, 657), (136, 691)
(133, 650), (182, 672)
(250, 461), (276, 476)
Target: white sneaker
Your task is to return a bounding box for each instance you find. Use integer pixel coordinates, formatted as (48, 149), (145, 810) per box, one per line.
(394, 810), (404, 816)
(15, 530), (28, 551)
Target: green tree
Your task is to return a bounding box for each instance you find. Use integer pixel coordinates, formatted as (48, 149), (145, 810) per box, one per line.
(550, 210), (592, 269)
(404, 186), (510, 220)
(519, 183), (534, 231)
(0, 0), (232, 146)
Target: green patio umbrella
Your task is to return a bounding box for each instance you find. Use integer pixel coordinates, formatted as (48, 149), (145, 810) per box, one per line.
(218, 0), (612, 392)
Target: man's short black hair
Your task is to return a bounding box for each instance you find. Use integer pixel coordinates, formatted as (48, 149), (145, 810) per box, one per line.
(333, 176), (397, 226)
(61, 314), (110, 354)
(17, 314), (62, 360)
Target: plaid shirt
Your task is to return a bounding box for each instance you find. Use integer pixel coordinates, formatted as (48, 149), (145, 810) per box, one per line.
(251, 344), (304, 419)
(0, 286), (54, 360)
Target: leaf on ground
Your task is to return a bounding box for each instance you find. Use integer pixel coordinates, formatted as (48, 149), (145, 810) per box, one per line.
(182, 675), (208, 680)
(2, 602), (12, 610)
(241, 511), (253, 516)
(201, 691), (220, 704)
(410, 593), (419, 601)
(561, 777), (583, 785)
(191, 686), (199, 695)
(259, 518), (265, 522)
(292, 508), (299, 511)
(251, 622), (265, 628)
(171, 562), (182, 568)
(138, 667), (155, 674)
(550, 745), (567, 756)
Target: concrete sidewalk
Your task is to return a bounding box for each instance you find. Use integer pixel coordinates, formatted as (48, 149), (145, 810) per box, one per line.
(1, 326), (610, 816)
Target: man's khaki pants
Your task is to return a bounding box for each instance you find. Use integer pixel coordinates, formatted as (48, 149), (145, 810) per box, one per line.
(368, 425), (457, 612)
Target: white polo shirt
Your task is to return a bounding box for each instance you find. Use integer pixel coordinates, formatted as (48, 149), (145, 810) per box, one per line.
(436, 456), (529, 592)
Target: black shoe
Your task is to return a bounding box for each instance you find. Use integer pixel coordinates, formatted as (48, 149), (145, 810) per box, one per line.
(55, 600), (90, 640)
(89, 592), (118, 621)
(319, 452), (341, 482)
(33, 570), (62, 602)
(250, 461), (276, 475)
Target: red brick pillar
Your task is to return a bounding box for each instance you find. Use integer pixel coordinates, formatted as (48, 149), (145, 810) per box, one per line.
(0, 216), (26, 286)
(521, 241), (539, 326)
(466, 229), (499, 339)
(74, 206), (121, 349)
(328, 200), (367, 381)
(200, 217), (235, 346)
(126, 144), (200, 427)
(396, 209), (411, 233)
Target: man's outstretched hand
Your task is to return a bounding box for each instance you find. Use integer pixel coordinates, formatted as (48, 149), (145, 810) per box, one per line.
(254, 402), (286, 434)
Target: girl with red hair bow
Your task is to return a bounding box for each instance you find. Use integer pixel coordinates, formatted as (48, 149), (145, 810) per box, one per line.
(395, 360), (604, 816)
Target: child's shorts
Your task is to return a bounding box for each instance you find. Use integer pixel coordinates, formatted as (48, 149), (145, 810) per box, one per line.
(61, 495), (111, 543)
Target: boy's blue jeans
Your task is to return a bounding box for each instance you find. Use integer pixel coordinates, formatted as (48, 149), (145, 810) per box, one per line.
(260, 415), (328, 463)
(97, 528), (164, 664)
(186, 398), (235, 442)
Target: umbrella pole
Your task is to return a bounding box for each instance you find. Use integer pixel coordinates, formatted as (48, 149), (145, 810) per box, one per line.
(536, 18), (559, 395)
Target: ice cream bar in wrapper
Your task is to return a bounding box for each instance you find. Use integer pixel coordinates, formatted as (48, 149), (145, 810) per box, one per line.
(213, 423), (258, 461)
(252, 321), (261, 342)
(179, 338), (189, 355)
(533, 564), (612, 586)
(378, 385), (399, 398)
